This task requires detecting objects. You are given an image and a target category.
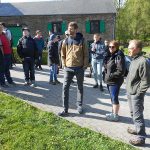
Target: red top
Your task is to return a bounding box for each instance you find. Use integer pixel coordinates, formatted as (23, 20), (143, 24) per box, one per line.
(0, 34), (12, 54)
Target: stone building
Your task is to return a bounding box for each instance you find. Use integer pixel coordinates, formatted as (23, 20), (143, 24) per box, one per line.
(0, 0), (116, 47)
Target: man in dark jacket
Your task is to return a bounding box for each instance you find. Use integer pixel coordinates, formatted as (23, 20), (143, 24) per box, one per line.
(47, 34), (60, 85)
(126, 40), (150, 146)
(17, 27), (38, 87)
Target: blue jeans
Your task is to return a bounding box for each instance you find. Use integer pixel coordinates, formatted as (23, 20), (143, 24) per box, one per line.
(91, 58), (103, 85)
(23, 57), (35, 82)
(62, 67), (84, 112)
(0, 54), (13, 85)
(127, 93), (146, 138)
(50, 64), (57, 81)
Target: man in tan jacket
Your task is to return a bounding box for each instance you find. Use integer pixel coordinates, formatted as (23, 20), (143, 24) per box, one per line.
(58, 22), (88, 116)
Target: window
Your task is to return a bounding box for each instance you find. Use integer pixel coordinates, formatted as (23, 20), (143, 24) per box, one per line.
(52, 22), (62, 34)
(47, 21), (67, 35)
(90, 20), (100, 34)
(85, 20), (105, 34)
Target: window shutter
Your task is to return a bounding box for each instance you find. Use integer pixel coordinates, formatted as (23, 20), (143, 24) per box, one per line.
(47, 23), (52, 31)
(61, 21), (67, 34)
(85, 20), (90, 33)
(100, 20), (105, 33)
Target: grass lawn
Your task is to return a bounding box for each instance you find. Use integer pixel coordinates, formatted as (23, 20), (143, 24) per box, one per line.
(0, 92), (136, 150)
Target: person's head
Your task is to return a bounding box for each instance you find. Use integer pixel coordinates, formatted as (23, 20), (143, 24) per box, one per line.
(22, 27), (30, 37)
(50, 34), (57, 42)
(104, 40), (109, 46)
(109, 40), (119, 54)
(56, 35), (61, 41)
(36, 30), (42, 37)
(68, 22), (78, 36)
(128, 40), (142, 57)
(93, 33), (101, 42)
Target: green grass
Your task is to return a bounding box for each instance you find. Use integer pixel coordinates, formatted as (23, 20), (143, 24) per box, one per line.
(0, 92), (136, 150)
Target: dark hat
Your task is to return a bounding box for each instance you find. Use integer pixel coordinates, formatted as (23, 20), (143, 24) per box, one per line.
(50, 34), (56, 41)
(22, 27), (30, 32)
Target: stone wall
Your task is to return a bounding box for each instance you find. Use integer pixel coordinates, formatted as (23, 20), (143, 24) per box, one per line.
(0, 13), (116, 43)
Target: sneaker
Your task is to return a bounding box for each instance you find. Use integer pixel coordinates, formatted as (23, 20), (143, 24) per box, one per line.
(1, 84), (9, 88)
(127, 127), (137, 135)
(58, 111), (68, 117)
(30, 81), (36, 87)
(106, 113), (119, 122)
(129, 137), (145, 146)
(93, 84), (98, 88)
(77, 106), (83, 114)
(24, 81), (30, 86)
(100, 84), (104, 91)
(49, 80), (53, 84)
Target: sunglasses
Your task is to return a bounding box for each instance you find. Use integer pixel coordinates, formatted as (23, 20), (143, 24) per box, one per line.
(109, 46), (115, 49)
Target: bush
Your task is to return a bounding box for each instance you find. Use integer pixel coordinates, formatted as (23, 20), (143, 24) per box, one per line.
(12, 48), (48, 65)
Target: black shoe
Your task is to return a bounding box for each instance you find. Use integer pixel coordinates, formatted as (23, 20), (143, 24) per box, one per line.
(93, 84), (98, 88)
(58, 111), (68, 117)
(127, 127), (137, 135)
(100, 84), (104, 91)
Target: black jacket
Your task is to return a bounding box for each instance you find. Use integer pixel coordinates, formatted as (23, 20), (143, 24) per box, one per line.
(48, 41), (59, 65)
(17, 36), (38, 59)
(103, 50), (125, 85)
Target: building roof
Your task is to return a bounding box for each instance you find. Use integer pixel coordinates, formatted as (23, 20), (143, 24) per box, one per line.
(0, 0), (116, 16)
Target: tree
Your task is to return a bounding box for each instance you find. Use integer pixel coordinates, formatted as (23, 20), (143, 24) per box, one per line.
(116, 0), (150, 42)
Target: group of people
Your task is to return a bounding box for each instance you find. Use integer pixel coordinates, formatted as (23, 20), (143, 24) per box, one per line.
(0, 21), (150, 146)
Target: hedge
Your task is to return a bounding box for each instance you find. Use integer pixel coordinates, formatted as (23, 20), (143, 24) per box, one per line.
(12, 48), (48, 65)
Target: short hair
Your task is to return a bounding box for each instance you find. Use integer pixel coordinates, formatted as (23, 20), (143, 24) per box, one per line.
(129, 40), (142, 50)
(94, 33), (100, 37)
(109, 40), (119, 50)
(68, 22), (78, 29)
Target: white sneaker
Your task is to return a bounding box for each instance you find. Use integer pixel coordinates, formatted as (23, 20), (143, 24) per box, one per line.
(30, 81), (36, 87)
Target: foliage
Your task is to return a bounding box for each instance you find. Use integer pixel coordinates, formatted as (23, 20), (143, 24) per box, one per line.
(0, 93), (136, 150)
(116, 0), (150, 43)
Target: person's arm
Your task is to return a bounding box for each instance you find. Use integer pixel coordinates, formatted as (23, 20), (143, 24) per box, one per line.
(61, 40), (66, 67)
(17, 38), (24, 59)
(0, 40), (4, 55)
(6, 29), (12, 41)
(83, 41), (89, 68)
(138, 61), (150, 93)
(110, 55), (125, 79)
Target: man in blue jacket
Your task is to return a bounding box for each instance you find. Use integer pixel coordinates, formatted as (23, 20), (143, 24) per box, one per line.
(34, 30), (44, 70)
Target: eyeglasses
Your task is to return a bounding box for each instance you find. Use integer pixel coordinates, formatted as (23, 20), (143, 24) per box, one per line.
(109, 46), (115, 49)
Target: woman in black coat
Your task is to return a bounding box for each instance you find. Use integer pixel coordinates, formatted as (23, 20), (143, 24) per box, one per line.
(103, 40), (125, 121)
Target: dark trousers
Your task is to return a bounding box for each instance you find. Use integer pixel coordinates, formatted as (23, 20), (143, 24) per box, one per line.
(0, 54), (13, 85)
(127, 93), (146, 137)
(23, 58), (35, 82)
(62, 67), (84, 112)
(35, 52), (42, 68)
